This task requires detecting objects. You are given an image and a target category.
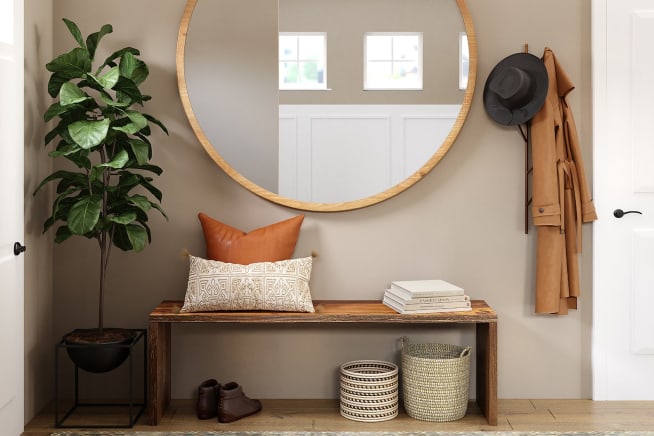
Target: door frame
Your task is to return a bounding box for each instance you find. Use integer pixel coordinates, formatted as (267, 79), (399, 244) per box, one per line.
(591, 0), (609, 400)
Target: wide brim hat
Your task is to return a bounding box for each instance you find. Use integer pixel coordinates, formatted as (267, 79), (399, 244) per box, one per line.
(483, 52), (548, 126)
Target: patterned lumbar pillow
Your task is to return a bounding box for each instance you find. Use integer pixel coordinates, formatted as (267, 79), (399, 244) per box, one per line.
(180, 255), (315, 313)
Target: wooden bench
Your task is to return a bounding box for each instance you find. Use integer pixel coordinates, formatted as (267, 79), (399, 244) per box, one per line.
(148, 299), (497, 426)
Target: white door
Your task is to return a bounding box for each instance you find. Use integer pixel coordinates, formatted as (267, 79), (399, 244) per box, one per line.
(0, 0), (24, 433)
(592, 0), (654, 400)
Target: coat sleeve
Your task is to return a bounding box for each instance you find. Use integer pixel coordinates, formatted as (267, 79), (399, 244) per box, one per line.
(562, 102), (598, 223)
(530, 50), (562, 227)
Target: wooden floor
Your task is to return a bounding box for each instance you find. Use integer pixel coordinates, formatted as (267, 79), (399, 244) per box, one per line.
(22, 399), (654, 434)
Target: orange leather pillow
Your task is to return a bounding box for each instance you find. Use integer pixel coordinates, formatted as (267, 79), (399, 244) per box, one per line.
(198, 213), (304, 264)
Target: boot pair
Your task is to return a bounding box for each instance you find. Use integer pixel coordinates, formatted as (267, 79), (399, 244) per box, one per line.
(197, 379), (262, 423)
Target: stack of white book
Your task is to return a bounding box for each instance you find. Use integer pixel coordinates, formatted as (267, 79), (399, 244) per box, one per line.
(383, 279), (472, 314)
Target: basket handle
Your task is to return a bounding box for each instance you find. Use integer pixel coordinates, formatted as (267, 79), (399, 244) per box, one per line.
(399, 336), (410, 351)
(460, 346), (472, 358)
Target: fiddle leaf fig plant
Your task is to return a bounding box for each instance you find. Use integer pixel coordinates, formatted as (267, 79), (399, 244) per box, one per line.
(35, 19), (168, 338)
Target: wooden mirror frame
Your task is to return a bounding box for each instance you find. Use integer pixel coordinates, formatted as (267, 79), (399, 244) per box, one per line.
(177, 0), (477, 212)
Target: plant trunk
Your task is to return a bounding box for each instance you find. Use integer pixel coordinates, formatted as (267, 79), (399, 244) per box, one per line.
(97, 229), (113, 337)
(98, 230), (106, 336)
(98, 153), (110, 337)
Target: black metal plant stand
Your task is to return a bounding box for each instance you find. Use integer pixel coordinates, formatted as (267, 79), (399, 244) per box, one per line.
(54, 328), (147, 428)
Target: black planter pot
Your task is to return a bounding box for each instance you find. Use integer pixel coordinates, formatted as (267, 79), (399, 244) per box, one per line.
(64, 328), (136, 373)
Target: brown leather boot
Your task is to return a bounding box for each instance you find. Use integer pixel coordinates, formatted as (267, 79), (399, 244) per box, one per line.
(218, 382), (262, 423)
(197, 379), (220, 419)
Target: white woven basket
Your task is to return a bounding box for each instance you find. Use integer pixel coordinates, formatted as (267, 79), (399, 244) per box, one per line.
(339, 360), (399, 422)
(400, 336), (471, 422)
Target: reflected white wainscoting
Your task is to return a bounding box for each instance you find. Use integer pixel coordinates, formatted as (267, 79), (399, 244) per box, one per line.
(279, 104), (461, 203)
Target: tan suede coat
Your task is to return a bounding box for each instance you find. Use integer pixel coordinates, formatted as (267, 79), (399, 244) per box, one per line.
(530, 48), (597, 315)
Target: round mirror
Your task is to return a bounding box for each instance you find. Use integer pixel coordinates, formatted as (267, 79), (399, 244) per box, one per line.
(177, 0), (477, 212)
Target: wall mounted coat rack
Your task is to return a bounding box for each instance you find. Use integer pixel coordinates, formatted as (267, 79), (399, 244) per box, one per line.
(483, 42), (545, 235)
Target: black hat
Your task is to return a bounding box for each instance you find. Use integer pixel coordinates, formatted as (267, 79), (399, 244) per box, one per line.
(483, 52), (548, 126)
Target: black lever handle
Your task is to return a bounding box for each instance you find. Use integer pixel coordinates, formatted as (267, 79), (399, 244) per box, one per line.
(613, 209), (643, 218)
(13, 242), (26, 256)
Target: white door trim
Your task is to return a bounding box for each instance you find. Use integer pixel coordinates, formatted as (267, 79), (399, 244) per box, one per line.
(591, 0), (609, 401)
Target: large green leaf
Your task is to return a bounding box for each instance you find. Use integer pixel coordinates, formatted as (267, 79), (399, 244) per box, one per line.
(134, 125), (152, 138)
(90, 148), (129, 182)
(62, 19), (86, 50)
(129, 139), (150, 165)
(114, 172), (140, 194)
(68, 195), (103, 235)
(44, 189), (78, 232)
(68, 118), (111, 149)
(110, 222), (148, 252)
(46, 118), (80, 146)
(139, 176), (163, 202)
(46, 47), (92, 79)
(151, 202), (168, 220)
(99, 92), (130, 108)
(119, 51), (137, 77)
(33, 170), (86, 195)
(129, 194), (152, 212)
(113, 76), (143, 106)
(113, 110), (147, 135)
(59, 82), (90, 106)
(99, 149), (129, 169)
(99, 47), (140, 71)
(133, 164), (163, 176)
(143, 114), (169, 135)
(108, 211), (137, 225)
(89, 166), (107, 184)
(126, 224), (147, 252)
(47, 73), (69, 98)
(44, 102), (73, 122)
(44, 128), (59, 146)
(64, 150), (92, 170)
(42, 216), (56, 234)
(55, 226), (74, 244)
(88, 67), (120, 90)
(119, 52), (149, 85)
(86, 24), (113, 60)
(118, 173), (163, 202)
(48, 143), (81, 158)
(54, 178), (85, 196)
(139, 220), (153, 244)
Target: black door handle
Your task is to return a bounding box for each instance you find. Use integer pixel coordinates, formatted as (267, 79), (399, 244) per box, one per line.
(613, 209), (643, 218)
(13, 242), (26, 256)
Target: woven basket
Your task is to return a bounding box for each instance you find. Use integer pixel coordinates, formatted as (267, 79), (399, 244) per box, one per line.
(339, 360), (399, 422)
(400, 336), (471, 422)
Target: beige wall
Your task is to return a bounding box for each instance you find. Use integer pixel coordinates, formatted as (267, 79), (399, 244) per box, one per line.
(45, 0), (593, 403)
(24, 0), (54, 423)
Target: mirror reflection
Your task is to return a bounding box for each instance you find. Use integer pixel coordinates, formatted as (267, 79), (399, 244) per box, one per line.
(179, 0), (476, 211)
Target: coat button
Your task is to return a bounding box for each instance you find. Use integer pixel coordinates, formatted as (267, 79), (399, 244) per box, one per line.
(538, 208), (545, 213)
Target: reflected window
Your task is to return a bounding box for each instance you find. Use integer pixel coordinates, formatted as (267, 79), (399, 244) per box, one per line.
(459, 32), (469, 90)
(364, 33), (422, 90)
(279, 33), (327, 90)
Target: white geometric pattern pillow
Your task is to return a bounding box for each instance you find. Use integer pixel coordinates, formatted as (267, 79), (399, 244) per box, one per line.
(180, 255), (315, 313)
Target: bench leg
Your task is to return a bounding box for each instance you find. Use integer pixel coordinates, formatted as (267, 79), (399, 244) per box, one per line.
(148, 321), (171, 425)
(476, 321), (497, 425)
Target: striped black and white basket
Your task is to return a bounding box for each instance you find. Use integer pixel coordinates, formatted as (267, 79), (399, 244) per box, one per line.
(339, 360), (399, 422)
